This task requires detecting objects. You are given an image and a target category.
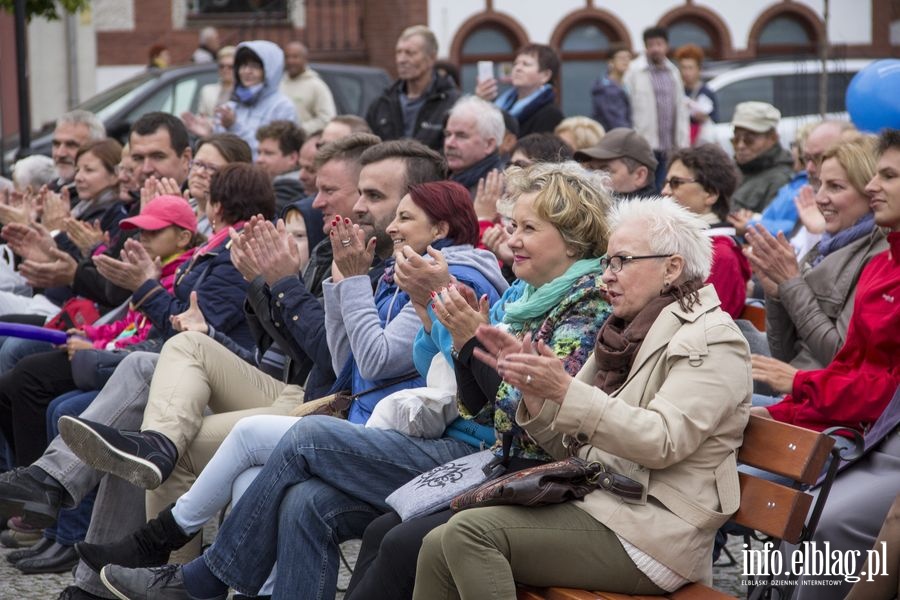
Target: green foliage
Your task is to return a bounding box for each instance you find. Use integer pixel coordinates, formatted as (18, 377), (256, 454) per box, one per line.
(0, 0), (90, 21)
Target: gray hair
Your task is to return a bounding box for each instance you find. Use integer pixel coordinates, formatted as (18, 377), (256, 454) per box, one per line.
(449, 96), (505, 148)
(200, 26), (218, 45)
(608, 197), (713, 282)
(57, 110), (105, 141)
(12, 154), (56, 190)
(399, 25), (438, 57)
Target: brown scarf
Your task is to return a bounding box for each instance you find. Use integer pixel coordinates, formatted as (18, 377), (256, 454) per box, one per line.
(592, 280), (703, 394)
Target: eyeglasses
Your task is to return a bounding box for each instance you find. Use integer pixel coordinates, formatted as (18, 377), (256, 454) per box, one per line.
(663, 176), (697, 191)
(801, 152), (823, 165)
(190, 160), (220, 175)
(599, 254), (672, 273)
(731, 131), (764, 146)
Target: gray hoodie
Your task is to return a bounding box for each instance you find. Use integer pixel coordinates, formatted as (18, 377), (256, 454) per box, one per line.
(218, 40), (298, 157)
(323, 244), (507, 381)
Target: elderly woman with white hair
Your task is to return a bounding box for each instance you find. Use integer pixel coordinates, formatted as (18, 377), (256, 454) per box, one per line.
(12, 155), (56, 192)
(414, 197), (752, 597)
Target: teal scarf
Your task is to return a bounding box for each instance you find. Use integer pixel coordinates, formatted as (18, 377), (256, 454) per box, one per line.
(502, 258), (602, 327)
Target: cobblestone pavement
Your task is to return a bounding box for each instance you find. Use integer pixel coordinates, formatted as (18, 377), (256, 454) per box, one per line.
(1, 536), (752, 599)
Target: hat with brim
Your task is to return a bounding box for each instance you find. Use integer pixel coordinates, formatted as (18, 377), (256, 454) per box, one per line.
(120, 195), (198, 233)
(732, 101), (781, 133)
(574, 128), (658, 171)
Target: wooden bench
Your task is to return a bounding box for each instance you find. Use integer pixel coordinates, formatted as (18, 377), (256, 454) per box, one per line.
(517, 416), (840, 600)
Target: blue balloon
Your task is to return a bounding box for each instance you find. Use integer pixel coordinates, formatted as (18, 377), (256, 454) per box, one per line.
(846, 59), (900, 133)
(0, 323), (68, 345)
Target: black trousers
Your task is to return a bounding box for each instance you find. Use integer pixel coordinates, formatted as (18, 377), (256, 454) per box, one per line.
(0, 349), (76, 466)
(345, 509), (452, 600)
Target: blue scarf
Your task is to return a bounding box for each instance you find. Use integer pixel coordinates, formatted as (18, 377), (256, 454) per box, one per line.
(233, 83), (264, 105)
(811, 212), (876, 267)
(501, 258), (603, 330)
(495, 84), (555, 123)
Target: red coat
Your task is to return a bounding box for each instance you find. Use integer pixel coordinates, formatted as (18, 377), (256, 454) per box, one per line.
(768, 232), (900, 433)
(708, 234), (751, 319)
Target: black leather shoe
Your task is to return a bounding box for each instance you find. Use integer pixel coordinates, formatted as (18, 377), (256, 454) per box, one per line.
(0, 466), (64, 528)
(15, 540), (79, 574)
(6, 535), (54, 564)
(59, 416), (176, 489)
(57, 586), (106, 600)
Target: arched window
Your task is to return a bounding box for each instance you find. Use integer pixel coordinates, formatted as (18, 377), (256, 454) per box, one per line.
(459, 25), (517, 94)
(757, 14), (817, 55)
(558, 21), (620, 117)
(668, 19), (716, 56)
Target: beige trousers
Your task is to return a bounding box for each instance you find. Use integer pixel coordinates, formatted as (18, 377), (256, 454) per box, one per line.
(140, 332), (305, 560)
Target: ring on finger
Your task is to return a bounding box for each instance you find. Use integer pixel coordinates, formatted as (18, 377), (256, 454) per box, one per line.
(525, 374), (533, 385)
(341, 239), (352, 247)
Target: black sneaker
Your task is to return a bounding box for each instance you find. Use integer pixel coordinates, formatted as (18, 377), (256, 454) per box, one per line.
(100, 563), (224, 600)
(0, 466), (64, 528)
(76, 505), (196, 573)
(59, 416), (175, 490)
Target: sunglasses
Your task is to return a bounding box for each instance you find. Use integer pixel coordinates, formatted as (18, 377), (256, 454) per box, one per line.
(663, 176), (697, 191)
(731, 131), (765, 146)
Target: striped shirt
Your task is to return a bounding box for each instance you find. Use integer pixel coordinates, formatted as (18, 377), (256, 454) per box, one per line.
(648, 63), (677, 152)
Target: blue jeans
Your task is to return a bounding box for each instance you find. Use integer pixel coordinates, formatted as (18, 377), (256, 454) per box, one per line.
(202, 415), (474, 599)
(0, 336), (54, 374)
(43, 390), (99, 546)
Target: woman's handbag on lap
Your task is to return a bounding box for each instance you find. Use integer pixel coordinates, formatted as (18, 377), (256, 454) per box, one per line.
(450, 456), (644, 511)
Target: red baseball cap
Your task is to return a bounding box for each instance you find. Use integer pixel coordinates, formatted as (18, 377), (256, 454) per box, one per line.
(120, 195), (198, 233)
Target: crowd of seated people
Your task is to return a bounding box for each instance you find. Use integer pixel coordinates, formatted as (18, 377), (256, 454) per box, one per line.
(0, 24), (896, 600)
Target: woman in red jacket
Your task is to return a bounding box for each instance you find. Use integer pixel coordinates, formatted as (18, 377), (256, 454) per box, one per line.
(662, 144), (751, 318)
(753, 129), (900, 435)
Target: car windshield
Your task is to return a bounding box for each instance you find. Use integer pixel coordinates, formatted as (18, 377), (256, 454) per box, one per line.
(77, 72), (160, 122)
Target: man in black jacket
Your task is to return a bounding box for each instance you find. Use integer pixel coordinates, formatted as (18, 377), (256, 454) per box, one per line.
(365, 25), (460, 151)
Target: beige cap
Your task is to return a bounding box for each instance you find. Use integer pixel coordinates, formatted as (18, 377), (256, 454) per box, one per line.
(732, 101), (781, 133)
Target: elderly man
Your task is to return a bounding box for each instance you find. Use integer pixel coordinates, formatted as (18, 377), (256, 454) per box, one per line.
(730, 101), (793, 213)
(192, 26), (219, 64)
(444, 95), (504, 196)
(624, 27), (689, 191)
(280, 41), (337, 135)
(49, 110), (106, 196)
(366, 25), (460, 151)
(574, 127), (658, 198)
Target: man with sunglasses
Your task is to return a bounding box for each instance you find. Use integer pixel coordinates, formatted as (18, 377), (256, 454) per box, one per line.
(730, 101), (793, 213)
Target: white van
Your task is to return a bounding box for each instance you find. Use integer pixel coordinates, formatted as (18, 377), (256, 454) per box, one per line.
(702, 58), (875, 153)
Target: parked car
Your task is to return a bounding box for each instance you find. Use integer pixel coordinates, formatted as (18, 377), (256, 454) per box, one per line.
(2, 61), (391, 173)
(700, 58), (875, 154)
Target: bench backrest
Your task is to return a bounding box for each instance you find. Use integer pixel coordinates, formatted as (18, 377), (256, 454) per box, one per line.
(733, 415), (834, 543)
